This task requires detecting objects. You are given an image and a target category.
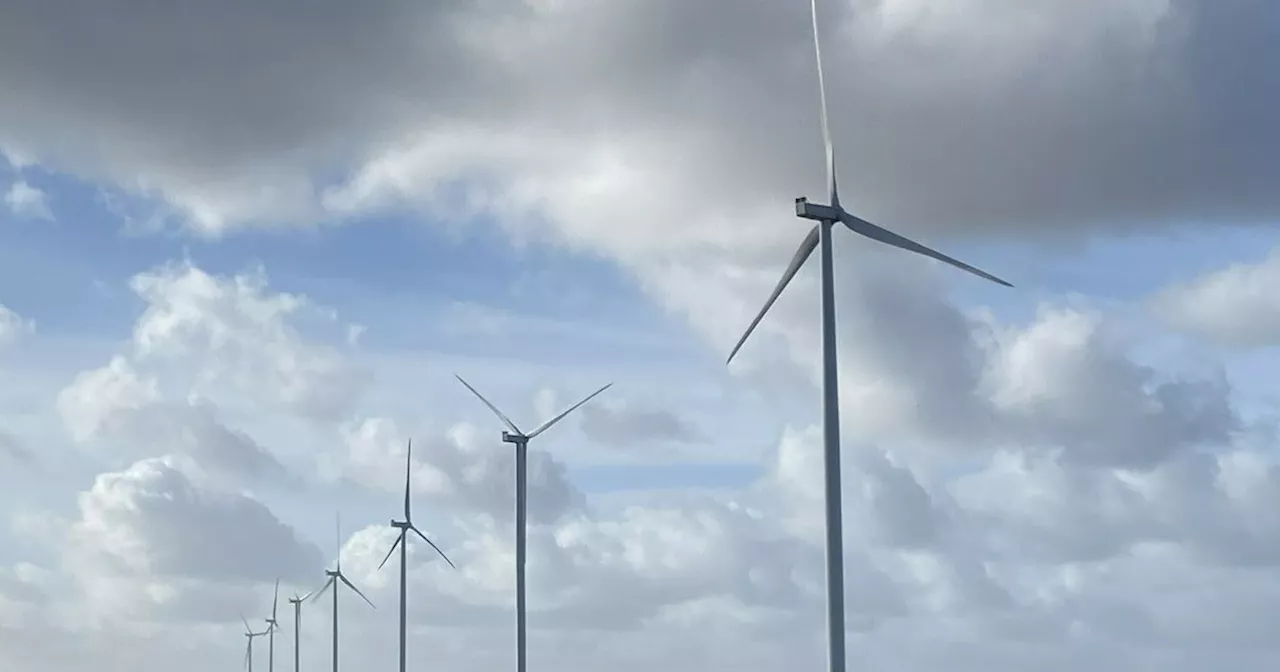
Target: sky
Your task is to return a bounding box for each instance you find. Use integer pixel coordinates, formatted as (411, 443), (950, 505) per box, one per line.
(2, 0), (1280, 670)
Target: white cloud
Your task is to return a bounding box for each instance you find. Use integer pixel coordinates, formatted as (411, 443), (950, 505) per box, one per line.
(1151, 247), (1280, 348)
(0, 304), (34, 346)
(0, 0), (1279, 669)
(3, 180), (52, 221)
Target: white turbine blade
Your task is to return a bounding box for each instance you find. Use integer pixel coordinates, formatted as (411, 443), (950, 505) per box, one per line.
(811, 0), (837, 205)
(309, 577), (335, 603)
(244, 642), (251, 671)
(240, 613), (252, 633)
(726, 225), (821, 364)
(337, 573), (376, 609)
(377, 530), (404, 571)
(409, 524), (457, 570)
(271, 578), (279, 621)
(454, 375), (523, 435)
(527, 383), (613, 439)
(403, 439), (413, 521)
(840, 212), (1013, 287)
(334, 511), (342, 572)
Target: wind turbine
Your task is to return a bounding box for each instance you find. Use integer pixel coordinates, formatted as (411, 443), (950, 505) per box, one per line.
(377, 438), (457, 672)
(241, 614), (270, 672)
(310, 513), (375, 672)
(454, 375), (611, 672)
(287, 589), (313, 672)
(264, 579), (280, 672)
(724, 3), (1012, 672)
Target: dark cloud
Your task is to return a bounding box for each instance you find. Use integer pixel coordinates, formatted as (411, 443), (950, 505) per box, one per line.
(0, 1), (1274, 240)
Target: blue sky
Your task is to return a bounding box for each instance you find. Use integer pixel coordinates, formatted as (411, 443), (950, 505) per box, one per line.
(7, 2), (1280, 670)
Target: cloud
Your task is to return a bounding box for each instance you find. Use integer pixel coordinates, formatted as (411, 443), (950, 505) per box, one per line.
(0, 304), (34, 346)
(1150, 246), (1280, 348)
(60, 455), (323, 623)
(579, 399), (703, 448)
(0, 430), (33, 464)
(331, 416), (583, 525)
(3, 180), (52, 220)
(0, 1), (1279, 668)
(126, 260), (367, 421)
(0, 0), (1276, 245)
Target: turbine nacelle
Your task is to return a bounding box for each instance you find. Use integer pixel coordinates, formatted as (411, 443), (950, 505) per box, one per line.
(795, 197), (840, 222)
(501, 431), (527, 445)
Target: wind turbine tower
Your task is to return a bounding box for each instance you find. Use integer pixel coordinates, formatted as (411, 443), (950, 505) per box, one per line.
(378, 438), (457, 672)
(241, 615), (270, 672)
(311, 513), (376, 672)
(725, 3), (1012, 672)
(264, 579), (280, 672)
(455, 375), (611, 672)
(287, 589), (313, 672)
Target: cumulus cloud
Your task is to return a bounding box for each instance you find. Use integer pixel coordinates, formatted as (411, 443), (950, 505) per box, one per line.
(331, 417), (583, 525)
(3, 180), (52, 220)
(2, 1), (1280, 670)
(62, 455), (323, 623)
(1150, 246), (1280, 348)
(127, 260), (367, 420)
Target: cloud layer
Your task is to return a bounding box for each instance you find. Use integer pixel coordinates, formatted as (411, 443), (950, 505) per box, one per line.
(1, 1), (1279, 671)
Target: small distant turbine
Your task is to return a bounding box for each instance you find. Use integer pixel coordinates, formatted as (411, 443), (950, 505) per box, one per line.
(378, 439), (457, 672)
(287, 589), (314, 672)
(264, 579), (280, 672)
(724, 3), (1012, 672)
(311, 513), (375, 672)
(455, 374), (611, 672)
(241, 614), (270, 672)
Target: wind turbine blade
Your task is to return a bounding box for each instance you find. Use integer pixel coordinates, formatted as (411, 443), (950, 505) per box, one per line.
(839, 212), (1013, 287)
(810, 0), (837, 205)
(726, 225), (821, 364)
(271, 578), (279, 621)
(245, 642), (251, 671)
(527, 383), (613, 439)
(404, 439), (413, 522)
(377, 531), (404, 571)
(294, 589), (313, 603)
(338, 574), (376, 609)
(309, 577), (335, 603)
(454, 375), (523, 435)
(334, 511), (342, 572)
(409, 524), (458, 570)
(241, 613), (252, 633)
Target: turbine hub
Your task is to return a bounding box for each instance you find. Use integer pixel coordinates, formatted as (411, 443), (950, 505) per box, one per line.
(501, 431), (526, 445)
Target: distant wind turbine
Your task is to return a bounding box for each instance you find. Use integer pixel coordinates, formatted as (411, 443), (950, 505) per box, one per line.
(264, 579), (280, 672)
(378, 439), (457, 672)
(724, 3), (1012, 672)
(287, 589), (313, 672)
(242, 614), (270, 672)
(455, 375), (611, 672)
(311, 513), (375, 672)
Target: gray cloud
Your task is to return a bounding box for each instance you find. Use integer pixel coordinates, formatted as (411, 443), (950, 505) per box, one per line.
(0, 430), (32, 464)
(579, 400), (703, 448)
(0, 0), (1275, 242)
(71, 456), (322, 585)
